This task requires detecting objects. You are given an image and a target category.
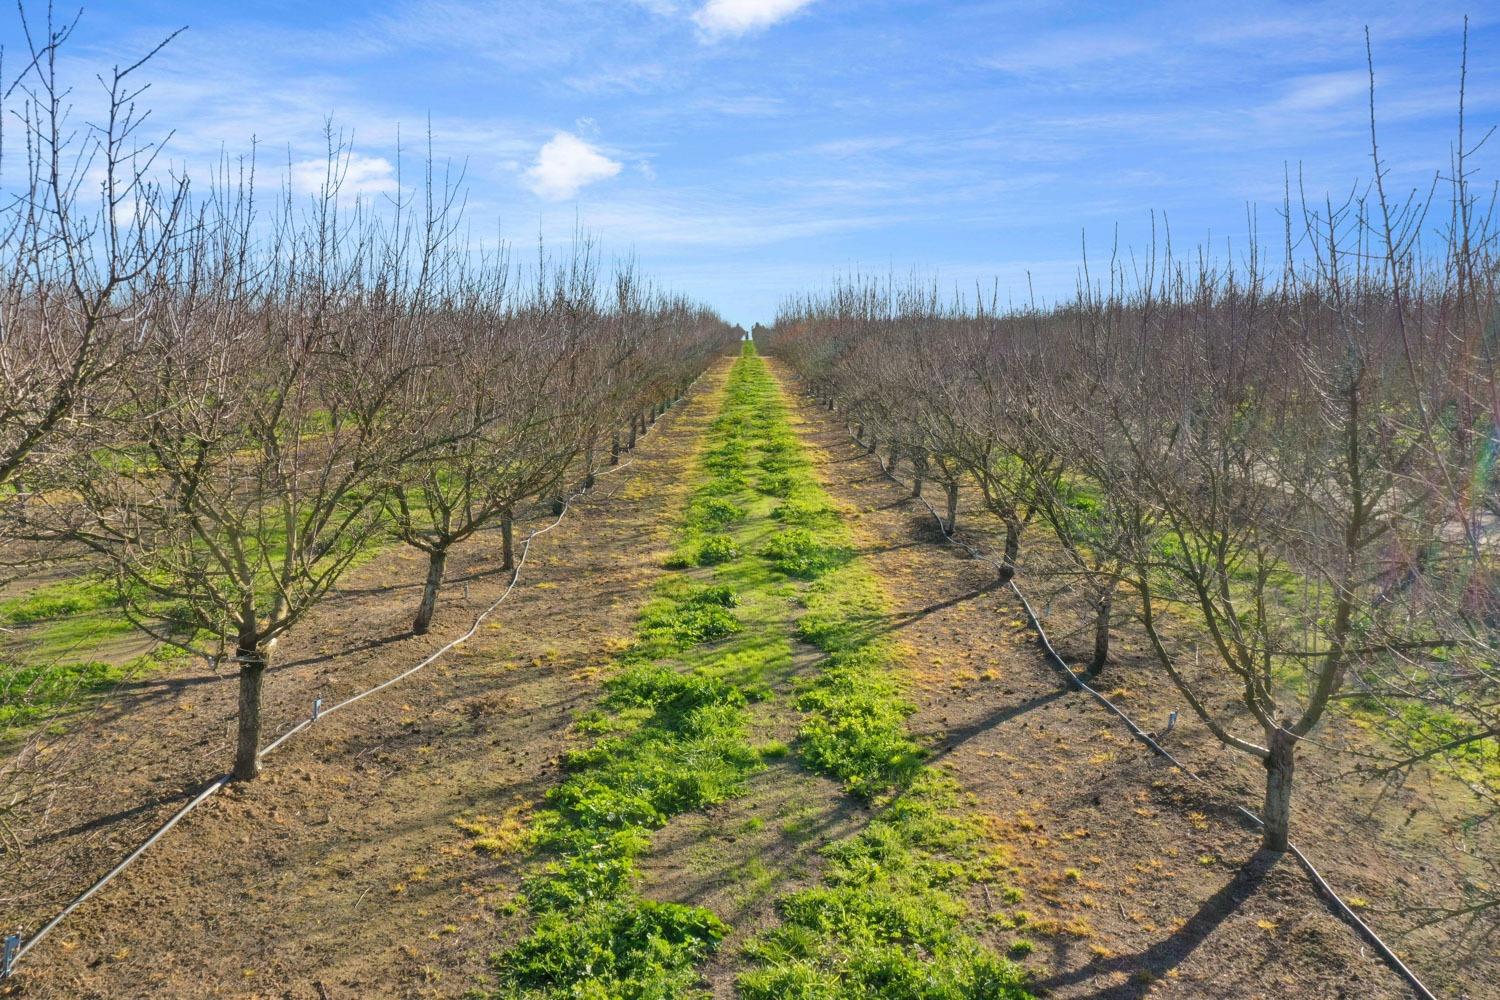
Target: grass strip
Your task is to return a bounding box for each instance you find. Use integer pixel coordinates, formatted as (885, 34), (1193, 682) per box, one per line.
(486, 347), (803, 999)
(730, 349), (1035, 1000)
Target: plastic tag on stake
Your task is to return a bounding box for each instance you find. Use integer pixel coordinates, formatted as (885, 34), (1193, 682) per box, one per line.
(2, 934), (19, 979)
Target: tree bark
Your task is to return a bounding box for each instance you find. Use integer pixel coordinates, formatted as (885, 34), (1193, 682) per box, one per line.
(233, 642), (266, 780)
(413, 547), (448, 635)
(886, 443), (899, 475)
(627, 419), (638, 450)
(945, 481), (959, 534)
(911, 452), (926, 498)
(611, 432), (621, 466)
(999, 519), (1020, 582)
(501, 513), (515, 574)
(1087, 587), (1112, 677)
(1261, 727), (1295, 852)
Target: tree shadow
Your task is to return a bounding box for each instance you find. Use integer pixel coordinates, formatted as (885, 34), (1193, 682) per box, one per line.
(920, 688), (1069, 759)
(854, 577), (1001, 642)
(1033, 848), (1280, 998)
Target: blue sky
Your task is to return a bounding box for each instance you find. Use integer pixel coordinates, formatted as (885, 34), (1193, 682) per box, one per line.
(6, 1), (1496, 325)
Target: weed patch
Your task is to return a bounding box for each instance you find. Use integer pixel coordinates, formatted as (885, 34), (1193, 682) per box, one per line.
(486, 348), (1031, 998)
(760, 528), (852, 579)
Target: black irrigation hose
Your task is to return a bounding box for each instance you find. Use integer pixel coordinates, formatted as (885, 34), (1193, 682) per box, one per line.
(0, 386), (702, 982)
(839, 418), (1438, 1000)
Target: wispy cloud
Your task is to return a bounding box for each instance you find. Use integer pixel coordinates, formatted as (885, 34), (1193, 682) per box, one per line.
(525, 132), (623, 200)
(693, 0), (817, 38)
(563, 62), (672, 95)
(290, 152), (400, 197)
(1269, 70), (1369, 113)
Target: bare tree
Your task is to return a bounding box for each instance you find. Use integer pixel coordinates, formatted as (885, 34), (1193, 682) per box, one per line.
(60, 147), (434, 780)
(0, 5), (189, 859)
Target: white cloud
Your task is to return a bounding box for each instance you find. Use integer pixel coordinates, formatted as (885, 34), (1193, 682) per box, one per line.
(289, 152), (399, 198)
(1269, 71), (1368, 113)
(525, 132), (623, 200)
(693, 0), (816, 38)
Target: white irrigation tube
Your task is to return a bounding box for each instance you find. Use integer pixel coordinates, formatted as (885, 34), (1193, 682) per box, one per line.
(6, 774), (230, 973)
(256, 461), (635, 759)
(0, 382), (703, 981)
(843, 421), (1438, 1000)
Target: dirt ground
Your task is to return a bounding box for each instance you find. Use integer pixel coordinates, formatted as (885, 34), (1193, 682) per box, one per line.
(1, 368), (724, 1000)
(772, 358), (1446, 1000)
(2, 356), (1487, 1000)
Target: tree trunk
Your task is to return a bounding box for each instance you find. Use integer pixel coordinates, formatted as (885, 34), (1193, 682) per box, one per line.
(1261, 727), (1295, 852)
(911, 452), (926, 498)
(627, 419), (638, 450)
(1086, 587), (1112, 677)
(611, 432), (621, 466)
(886, 443), (899, 475)
(945, 481), (959, 534)
(999, 520), (1021, 582)
(855, 422), (865, 444)
(501, 514), (515, 574)
(867, 435), (878, 456)
(413, 548), (448, 636)
(584, 444), (596, 488)
(233, 642), (267, 780)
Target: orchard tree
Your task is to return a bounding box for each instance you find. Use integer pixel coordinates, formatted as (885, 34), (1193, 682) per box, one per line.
(66, 156), (434, 780)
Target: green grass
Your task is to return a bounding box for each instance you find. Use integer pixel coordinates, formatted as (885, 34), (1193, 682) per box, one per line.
(487, 345), (806, 999)
(485, 346), (1031, 999)
(0, 658), (127, 732)
(0, 574), (166, 735)
(719, 351), (1030, 999)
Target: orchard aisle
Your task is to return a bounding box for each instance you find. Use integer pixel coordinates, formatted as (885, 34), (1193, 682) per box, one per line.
(471, 347), (1031, 999)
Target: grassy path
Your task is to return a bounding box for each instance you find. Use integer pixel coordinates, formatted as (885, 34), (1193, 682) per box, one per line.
(483, 347), (1032, 999)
